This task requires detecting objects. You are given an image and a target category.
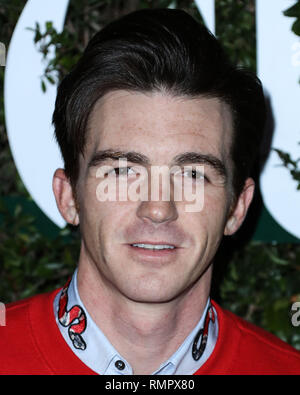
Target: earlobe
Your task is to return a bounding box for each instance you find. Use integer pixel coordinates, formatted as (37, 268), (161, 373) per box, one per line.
(224, 178), (255, 236)
(52, 169), (79, 226)
(224, 216), (236, 235)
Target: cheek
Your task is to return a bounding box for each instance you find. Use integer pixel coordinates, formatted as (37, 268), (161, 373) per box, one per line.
(183, 187), (229, 241)
(78, 180), (100, 224)
(76, 177), (112, 250)
(80, 196), (134, 250)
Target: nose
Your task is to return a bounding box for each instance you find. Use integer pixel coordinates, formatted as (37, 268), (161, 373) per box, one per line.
(136, 199), (178, 224)
(135, 165), (179, 224)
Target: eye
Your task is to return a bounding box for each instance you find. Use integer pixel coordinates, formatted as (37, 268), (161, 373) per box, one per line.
(113, 167), (137, 177)
(182, 169), (206, 181)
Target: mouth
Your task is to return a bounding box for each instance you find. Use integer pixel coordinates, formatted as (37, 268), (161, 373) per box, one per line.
(127, 241), (180, 260)
(131, 243), (176, 250)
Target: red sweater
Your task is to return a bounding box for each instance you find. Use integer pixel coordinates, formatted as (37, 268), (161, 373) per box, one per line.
(1, 288), (300, 375)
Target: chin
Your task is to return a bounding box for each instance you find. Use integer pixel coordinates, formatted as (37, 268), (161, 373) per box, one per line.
(124, 291), (178, 304)
(117, 276), (188, 304)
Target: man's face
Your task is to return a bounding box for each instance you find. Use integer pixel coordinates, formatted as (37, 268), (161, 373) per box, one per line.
(75, 91), (234, 303)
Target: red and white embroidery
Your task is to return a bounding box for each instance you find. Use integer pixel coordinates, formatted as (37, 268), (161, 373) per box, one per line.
(58, 279), (87, 350)
(192, 305), (215, 361)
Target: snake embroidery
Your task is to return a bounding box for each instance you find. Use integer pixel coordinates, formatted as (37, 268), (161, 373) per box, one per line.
(192, 305), (215, 361)
(58, 279), (87, 350)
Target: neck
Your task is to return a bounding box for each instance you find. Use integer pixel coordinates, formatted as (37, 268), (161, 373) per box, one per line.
(77, 254), (212, 375)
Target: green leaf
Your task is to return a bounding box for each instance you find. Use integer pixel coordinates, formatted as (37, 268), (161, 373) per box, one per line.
(14, 204), (22, 217)
(34, 30), (42, 44)
(292, 18), (300, 36)
(46, 74), (56, 85)
(283, 1), (300, 18)
(41, 80), (46, 93)
(45, 21), (53, 32)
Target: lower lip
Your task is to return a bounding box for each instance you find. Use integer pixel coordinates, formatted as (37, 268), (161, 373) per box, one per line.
(127, 244), (179, 260)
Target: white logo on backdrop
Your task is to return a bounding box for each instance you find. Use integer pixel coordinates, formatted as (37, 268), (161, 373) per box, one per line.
(4, 0), (300, 238)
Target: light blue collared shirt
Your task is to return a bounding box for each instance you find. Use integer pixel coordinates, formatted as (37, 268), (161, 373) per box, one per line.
(54, 270), (218, 375)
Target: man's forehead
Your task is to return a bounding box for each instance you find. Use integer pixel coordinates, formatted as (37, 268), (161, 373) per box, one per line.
(89, 90), (231, 126)
(85, 90), (233, 160)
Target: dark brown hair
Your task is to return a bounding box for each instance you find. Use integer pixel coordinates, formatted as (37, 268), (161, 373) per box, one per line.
(53, 8), (266, 199)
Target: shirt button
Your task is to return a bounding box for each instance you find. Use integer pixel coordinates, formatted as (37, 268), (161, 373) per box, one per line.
(115, 360), (125, 371)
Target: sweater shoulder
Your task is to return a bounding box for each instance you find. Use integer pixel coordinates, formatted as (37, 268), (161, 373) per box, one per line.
(220, 306), (300, 374)
(0, 292), (57, 375)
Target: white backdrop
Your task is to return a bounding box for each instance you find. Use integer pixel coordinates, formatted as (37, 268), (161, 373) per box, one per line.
(4, 0), (300, 239)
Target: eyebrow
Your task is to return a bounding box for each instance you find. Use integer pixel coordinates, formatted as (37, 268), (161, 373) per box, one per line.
(171, 152), (227, 179)
(88, 149), (150, 167)
(88, 149), (227, 179)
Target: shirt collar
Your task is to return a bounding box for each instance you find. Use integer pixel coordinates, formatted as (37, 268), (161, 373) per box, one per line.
(54, 269), (218, 375)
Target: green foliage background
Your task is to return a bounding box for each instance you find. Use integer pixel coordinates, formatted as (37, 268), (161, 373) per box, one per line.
(0, 0), (300, 349)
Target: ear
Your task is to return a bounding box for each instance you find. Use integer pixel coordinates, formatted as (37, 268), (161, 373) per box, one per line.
(224, 178), (255, 236)
(52, 169), (79, 226)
